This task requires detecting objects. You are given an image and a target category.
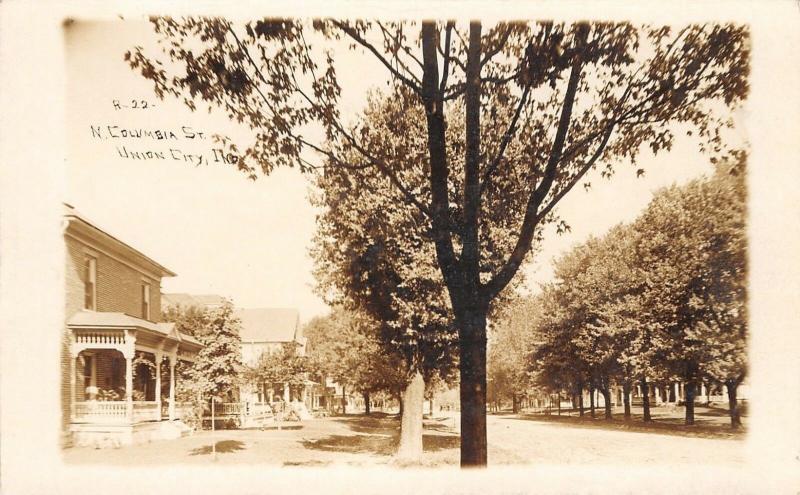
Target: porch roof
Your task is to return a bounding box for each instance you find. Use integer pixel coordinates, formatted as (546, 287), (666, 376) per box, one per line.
(67, 311), (202, 350)
(68, 310), (165, 332)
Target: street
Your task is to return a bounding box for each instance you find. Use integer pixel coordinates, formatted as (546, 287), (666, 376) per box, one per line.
(64, 409), (744, 467)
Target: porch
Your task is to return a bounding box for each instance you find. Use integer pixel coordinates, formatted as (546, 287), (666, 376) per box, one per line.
(67, 311), (202, 446)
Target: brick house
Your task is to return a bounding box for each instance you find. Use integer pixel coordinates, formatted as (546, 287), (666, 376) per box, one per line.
(62, 204), (202, 447)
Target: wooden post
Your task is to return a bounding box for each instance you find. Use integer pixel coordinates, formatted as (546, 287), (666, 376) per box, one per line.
(125, 353), (133, 423)
(154, 352), (162, 420)
(168, 357), (176, 421)
(69, 352), (77, 422)
(211, 397), (217, 461)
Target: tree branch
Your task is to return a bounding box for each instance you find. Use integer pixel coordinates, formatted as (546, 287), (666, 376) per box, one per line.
(421, 21), (462, 300)
(332, 20), (423, 94)
(439, 21), (455, 94)
(481, 25), (589, 302)
(480, 84), (531, 193)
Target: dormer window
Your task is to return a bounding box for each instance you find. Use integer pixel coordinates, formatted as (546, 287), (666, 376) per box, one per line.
(141, 283), (150, 320)
(84, 256), (96, 310)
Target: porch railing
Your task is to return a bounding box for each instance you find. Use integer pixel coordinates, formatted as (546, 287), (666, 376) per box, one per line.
(73, 400), (160, 423)
(204, 402), (242, 417)
(245, 402), (272, 417)
(201, 402), (274, 419)
(74, 401), (128, 423)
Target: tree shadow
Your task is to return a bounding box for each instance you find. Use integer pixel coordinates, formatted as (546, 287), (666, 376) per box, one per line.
(422, 434), (460, 452)
(331, 415), (400, 436)
(283, 460), (333, 467)
(510, 412), (744, 440)
(301, 434), (396, 456)
(188, 440), (247, 456)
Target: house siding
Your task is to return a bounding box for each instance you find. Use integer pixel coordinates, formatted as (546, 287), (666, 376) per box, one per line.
(62, 233), (165, 442)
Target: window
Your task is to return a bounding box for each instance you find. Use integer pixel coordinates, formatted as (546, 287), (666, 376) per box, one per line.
(84, 256), (96, 310)
(141, 283), (150, 320)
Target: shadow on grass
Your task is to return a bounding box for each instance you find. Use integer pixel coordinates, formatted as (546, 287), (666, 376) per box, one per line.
(422, 434), (460, 452)
(283, 460), (333, 467)
(301, 432), (459, 456)
(509, 410), (744, 440)
(188, 440), (247, 456)
(302, 412), (459, 456)
(301, 433), (396, 456)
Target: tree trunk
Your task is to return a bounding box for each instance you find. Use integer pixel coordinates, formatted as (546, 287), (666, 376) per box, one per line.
(557, 392), (561, 416)
(601, 386), (612, 420)
(341, 386), (346, 415)
(458, 310), (488, 467)
(685, 379), (697, 426)
(641, 378), (651, 422)
(726, 380), (742, 429)
(579, 386), (584, 417)
(623, 382), (631, 420)
(398, 394), (404, 418)
(396, 371), (425, 462)
(512, 393), (519, 414)
(364, 391), (371, 416)
(589, 384), (596, 418)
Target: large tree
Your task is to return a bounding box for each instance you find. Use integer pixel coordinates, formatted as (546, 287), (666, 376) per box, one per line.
(129, 19), (748, 465)
(488, 297), (541, 413)
(191, 301), (244, 406)
(304, 308), (407, 416)
(634, 155), (747, 426)
(310, 120), (460, 460)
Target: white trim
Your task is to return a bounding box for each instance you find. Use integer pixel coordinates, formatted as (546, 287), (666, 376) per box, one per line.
(82, 246), (99, 258)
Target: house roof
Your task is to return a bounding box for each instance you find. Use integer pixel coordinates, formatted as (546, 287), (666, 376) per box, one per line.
(162, 293), (227, 310)
(63, 203), (176, 278)
(235, 308), (301, 343)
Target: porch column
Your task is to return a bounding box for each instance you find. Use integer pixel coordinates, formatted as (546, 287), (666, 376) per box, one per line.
(655, 386), (661, 404)
(123, 331), (136, 422)
(69, 351), (77, 422)
(124, 350), (134, 422)
(89, 353), (97, 399)
(674, 382), (680, 402)
(283, 382), (290, 402)
(701, 382), (708, 403)
(154, 351), (163, 421)
(168, 354), (176, 421)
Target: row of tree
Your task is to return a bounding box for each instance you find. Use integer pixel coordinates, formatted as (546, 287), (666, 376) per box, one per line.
(130, 18), (749, 465)
(490, 156), (747, 428)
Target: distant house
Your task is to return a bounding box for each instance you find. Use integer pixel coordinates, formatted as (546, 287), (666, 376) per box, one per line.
(63, 204), (202, 447)
(236, 307), (306, 362)
(161, 293), (226, 311)
(235, 308), (329, 415)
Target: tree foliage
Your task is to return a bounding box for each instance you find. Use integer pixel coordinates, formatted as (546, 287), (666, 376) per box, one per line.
(190, 300), (244, 400)
(128, 18), (749, 464)
(526, 155), (747, 426)
(303, 308), (407, 398)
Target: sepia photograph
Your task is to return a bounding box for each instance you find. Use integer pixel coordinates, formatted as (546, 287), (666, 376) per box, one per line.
(1, 1), (799, 494)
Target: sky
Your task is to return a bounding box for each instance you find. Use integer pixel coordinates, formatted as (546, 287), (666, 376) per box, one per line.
(64, 19), (745, 324)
